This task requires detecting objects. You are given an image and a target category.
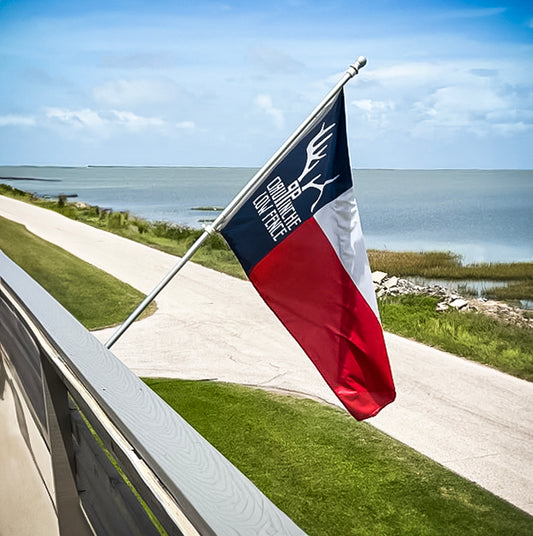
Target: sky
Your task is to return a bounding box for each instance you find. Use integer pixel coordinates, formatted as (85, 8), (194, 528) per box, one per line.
(1, 0), (532, 168)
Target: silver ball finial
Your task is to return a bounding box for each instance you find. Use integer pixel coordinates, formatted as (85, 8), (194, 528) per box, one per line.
(347, 56), (367, 77)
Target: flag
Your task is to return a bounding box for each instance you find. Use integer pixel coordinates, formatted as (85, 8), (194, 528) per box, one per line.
(221, 90), (395, 420)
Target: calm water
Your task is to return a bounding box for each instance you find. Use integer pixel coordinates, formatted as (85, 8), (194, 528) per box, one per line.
(1, 166), (531, 264)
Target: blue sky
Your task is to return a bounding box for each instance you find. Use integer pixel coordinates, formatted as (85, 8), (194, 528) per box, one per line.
(1, 0), (532, 168)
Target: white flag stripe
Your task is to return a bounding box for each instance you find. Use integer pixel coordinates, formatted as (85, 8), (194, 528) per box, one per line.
(313, 188), (379, 319)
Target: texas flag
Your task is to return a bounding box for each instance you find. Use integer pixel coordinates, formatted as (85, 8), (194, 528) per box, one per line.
(221, 90), (395, 420)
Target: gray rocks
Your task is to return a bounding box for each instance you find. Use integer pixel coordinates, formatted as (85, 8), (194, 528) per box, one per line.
(372, 271), (532, 328)
(372, 271), (388, 285)
(449, 298), (469, 310)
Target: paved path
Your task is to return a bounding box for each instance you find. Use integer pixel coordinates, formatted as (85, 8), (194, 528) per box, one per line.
(1, 196), (532, 515)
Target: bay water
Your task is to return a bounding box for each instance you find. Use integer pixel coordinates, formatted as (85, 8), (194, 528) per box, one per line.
(1, 166), (531, 265)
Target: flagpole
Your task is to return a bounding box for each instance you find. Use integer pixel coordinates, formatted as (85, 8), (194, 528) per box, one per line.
(210, 56), (367, 230)
(104, 56), (367, 349)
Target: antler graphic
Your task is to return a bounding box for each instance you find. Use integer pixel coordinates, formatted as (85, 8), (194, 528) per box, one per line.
(295, 122), (335, 184)
(302, 174), (340, 212)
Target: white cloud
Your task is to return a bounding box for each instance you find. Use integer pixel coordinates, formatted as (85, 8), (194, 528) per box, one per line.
(46, 107), (105, 129)
(254, 94), (284, 129)
(351, 99), (395, 126)
(45, 107), (166, 135)
(357, 58), (533, 141)
(176, 121), (195, 129)
(364, 62), (449, 88)
(93, 78), (179, 107)
(0, 114), (36, 127)
(411, 80), (532, 136)
(107, 110), (165, 130)
(434, 7), (506, 20)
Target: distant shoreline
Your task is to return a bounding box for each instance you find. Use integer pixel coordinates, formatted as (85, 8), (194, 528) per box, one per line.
(1, 165), (533, 171)
(1, 182), (532, 308)
(0, 176), (61, 182)
(1, 168), (532, 264)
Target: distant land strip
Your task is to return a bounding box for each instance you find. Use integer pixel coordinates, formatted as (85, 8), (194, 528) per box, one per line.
(0, 176), (61, 182)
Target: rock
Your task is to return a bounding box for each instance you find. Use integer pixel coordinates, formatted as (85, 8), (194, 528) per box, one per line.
(372, 271), (388, 284)
(449, 299), (469, 310)
(370, 272), (531, 329)
(384, 276), (399, 290)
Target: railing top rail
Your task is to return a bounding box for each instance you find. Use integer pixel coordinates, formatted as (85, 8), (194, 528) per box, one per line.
(0, 251), (306, 536)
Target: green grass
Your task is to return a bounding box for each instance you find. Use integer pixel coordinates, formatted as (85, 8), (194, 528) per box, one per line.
(0, 215), (152, 330)
(50, 197), (246, 279)
(144, 378), (533, 536)
(379, 295), (533, 381)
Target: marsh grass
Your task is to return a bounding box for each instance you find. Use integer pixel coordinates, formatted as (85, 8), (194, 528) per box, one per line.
(485, 281), (533, 302)
(368, 249), (533, 280)
(0, 214), (154, 330)
(145, 378), (533, 536)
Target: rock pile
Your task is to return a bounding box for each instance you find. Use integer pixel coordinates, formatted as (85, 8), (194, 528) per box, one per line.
(372, 271), (532, 329)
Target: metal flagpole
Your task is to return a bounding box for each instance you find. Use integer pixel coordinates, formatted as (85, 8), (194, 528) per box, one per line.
(104, 56), (367, 349)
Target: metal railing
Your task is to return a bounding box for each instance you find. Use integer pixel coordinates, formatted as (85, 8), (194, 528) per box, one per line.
(0, 251), (306, 536)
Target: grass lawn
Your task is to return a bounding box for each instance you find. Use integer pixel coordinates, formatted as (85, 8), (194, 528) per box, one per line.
(379, 295), (533, 381)
(0, 215), (152, 330)
(145, 378), (533, 536)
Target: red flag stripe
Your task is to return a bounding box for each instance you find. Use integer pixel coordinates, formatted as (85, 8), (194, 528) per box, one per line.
(249, 217), (395, 420)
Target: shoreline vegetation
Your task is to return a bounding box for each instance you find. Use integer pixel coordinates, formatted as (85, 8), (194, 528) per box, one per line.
(0, 214), (155, 330)
(2, 183), (532, 297)
(1, 183), (532, 381)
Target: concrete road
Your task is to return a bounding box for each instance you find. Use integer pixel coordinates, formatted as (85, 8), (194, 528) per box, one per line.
(1, 195), (532, 515)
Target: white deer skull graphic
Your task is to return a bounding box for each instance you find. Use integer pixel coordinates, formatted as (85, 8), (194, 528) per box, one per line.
(286, 121), (340, 213)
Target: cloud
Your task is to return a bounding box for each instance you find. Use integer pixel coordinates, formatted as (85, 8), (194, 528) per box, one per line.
(351, 99), (395, 126)
(106, 110), (165, 130)
(176, 121), (195, 129)
(411, 80), (533, 136)
(248, 47), (305, 74)
(46, 108), (105, 129)
(254, 94), (284, 129)
(93, 78), (179, 107)
(0, 114), (36, 127)
(469, 68), (498, 78)
(433, 7), (506, 20)
(364, 62), (448, 87)
(45, 107), (166, 135)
